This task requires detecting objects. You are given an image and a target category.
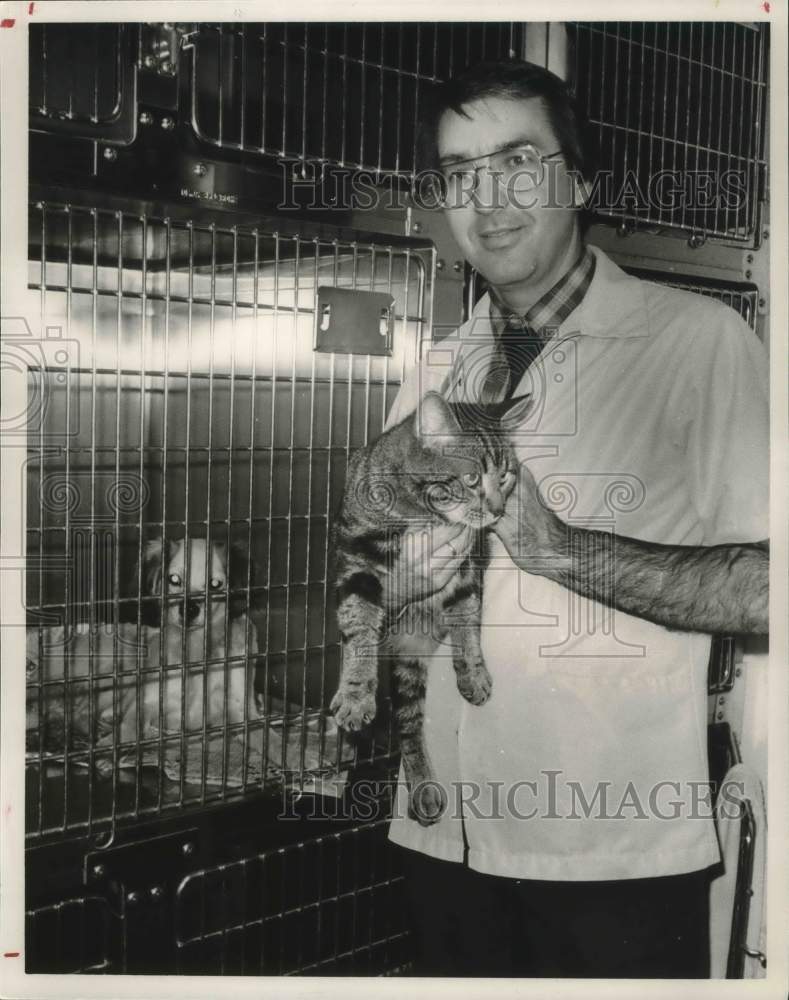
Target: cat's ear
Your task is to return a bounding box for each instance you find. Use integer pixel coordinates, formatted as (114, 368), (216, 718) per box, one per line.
(417, 392), (461, 452)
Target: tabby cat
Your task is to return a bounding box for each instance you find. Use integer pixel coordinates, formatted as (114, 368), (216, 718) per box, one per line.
(331, 391), (517, 825)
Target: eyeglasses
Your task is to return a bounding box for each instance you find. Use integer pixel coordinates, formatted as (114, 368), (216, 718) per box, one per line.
(431, 143), (563, 209)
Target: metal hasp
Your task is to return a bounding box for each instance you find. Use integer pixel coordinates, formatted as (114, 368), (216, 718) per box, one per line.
(314, 286), (395, 357)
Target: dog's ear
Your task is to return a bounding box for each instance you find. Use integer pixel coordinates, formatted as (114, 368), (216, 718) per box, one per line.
(225, 539), (255, 618)
(139, 537), (165, 627)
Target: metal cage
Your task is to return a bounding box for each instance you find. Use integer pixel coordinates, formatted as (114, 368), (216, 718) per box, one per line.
(26, 815), (411, 975)
(29, 23), (137, 144)
(21, 19), (769, 980)
(28, 21), (524, 198)
(468, 265), (760, 332)
(174, 817), (410, 975)
(567, 22), (768, 246)
(29, 20), (769, 246)
(186, 22), (524, 179)
(25, 895), (124, 974)
(25, 195), (430, 842)
(623, 269), (760, 330)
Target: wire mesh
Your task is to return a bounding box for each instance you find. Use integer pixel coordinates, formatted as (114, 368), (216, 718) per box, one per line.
(25, 200), (427, 840)
(568, 22), (768, 245)
(28, 23), (136, 143)
(188, 22), (524, 180)
(25, 895), (123, 973)
(470, 264), (759, 333)
(174, 817), (411, 975)
(623, 269), (759, 330)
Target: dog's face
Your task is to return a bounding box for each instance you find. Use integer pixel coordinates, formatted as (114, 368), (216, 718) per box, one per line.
(164, 538), (227, 628)
(141, 537), (252, 628)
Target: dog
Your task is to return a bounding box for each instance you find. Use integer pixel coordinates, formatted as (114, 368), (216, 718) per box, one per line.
(139, 536), (252, 629)
(26, 536), (259, 758)
(135, 535), (260, 733)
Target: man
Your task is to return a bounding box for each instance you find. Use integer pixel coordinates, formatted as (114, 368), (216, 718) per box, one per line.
(381, 59), (769, 978)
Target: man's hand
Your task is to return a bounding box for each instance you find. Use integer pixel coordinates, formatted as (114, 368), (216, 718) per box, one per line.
(494, 462), (569, 578)
(383, 522), (474, 616)
(493, 462), (768, 636)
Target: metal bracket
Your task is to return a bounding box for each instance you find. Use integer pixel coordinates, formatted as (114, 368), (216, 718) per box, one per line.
(709, 636), (738, 696)
(742, 944), (767, 968)
(85, 827), (201, 902)
(407, 200), (466, 282)
(83, 827), (202, 972)
(708, 636), (746, 733)
(314, 287), (395, 356)
(406, 198), (469, 331)
(139, 23), (193, 77)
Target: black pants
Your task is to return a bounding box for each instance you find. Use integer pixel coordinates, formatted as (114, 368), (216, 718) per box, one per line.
(399, 847), (712, 978)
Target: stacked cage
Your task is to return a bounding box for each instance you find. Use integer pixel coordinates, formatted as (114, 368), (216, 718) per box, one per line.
(24, 21), (524, 974)
(22, 20), (768, 976)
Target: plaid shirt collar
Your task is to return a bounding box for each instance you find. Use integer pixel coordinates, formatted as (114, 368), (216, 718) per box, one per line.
(489, 245), (596, 339)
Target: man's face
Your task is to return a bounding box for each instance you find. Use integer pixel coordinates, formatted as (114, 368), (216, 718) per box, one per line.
(436, 95), (582, 299)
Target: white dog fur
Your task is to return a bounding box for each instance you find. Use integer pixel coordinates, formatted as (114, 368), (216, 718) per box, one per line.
(27, 537), (259, 753)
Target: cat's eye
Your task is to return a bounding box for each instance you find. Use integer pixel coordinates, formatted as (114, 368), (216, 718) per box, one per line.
(424, 481), (457, 511)
(462, 472), (481, 488)
(168, 573), (182, 587)
(427, 483), (451, 501)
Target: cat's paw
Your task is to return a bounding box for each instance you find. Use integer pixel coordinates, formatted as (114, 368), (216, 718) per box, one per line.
(409, 780), (447, 826)
(454, 662), (493, 706)
(330, 688), (377, 731)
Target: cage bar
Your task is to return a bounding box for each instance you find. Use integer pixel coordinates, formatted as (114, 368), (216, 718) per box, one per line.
(188, 22), (523, 181)
(174, 817), (412, 975)
(623, 269), (759, 330)
(469, 265), (759, 333)
(25, 199), (426, 840)
(26, 895), (123, 973)
(29, 23), (136, 144)
(568, 21), (768, 245)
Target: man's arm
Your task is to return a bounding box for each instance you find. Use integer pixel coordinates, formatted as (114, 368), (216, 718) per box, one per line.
(494, 470), (769, 636)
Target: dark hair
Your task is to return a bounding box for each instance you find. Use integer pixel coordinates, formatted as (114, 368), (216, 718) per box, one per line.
(417, 58), (597, 208)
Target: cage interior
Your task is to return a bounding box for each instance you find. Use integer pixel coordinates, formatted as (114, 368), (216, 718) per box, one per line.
(25, 199), (430, 839)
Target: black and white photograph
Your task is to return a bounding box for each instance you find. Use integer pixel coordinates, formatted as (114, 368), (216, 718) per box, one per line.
(0, 2), (786, 995)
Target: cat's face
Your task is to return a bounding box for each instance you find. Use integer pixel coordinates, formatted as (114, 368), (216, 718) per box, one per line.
(421, 456), (516, 528)
(414, 393), (517, 528)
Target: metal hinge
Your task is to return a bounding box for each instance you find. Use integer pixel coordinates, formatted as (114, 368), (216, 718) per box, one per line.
(85, 827), (201, 902)
(139, 23), (195, 77)
(84, 828), (202, 972)
(756, 161), (768, 207)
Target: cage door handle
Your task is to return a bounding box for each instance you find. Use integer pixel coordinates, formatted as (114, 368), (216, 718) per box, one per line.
(741, 945), (767, 968)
